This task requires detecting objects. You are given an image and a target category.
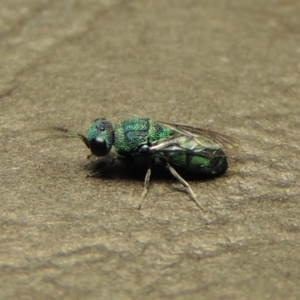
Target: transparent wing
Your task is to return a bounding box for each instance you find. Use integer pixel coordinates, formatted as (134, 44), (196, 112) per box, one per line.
(147, 121), (240, 158)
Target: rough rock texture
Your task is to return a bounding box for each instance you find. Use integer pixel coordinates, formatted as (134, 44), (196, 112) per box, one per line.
(1, 1), (299, 299)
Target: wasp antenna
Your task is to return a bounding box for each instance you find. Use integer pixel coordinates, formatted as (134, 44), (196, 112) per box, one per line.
(52, 127), (90, 149)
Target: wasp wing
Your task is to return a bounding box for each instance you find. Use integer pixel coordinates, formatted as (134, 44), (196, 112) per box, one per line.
(147, 121), (240, 158)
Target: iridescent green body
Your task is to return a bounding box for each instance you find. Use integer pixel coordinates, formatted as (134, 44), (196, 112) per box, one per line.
(111, 117), (228, 175)
(57, 116), (238, 209)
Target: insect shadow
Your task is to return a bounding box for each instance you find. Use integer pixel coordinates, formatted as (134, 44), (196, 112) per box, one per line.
(85, 156), (224, 183)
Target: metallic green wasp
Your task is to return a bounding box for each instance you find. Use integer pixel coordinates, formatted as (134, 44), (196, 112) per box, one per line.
(55, 117), (239, 210)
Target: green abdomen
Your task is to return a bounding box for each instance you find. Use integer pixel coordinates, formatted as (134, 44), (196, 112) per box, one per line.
(163, 152), (228, 176)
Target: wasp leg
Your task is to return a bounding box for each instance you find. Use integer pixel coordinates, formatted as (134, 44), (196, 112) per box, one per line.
(161, 159), (206, 212)
(86, 156), (118, 178)
(138, 161), (155, 210)
(86, 153), (95, 160)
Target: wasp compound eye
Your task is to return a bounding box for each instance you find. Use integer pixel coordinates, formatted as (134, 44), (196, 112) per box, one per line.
(89, 137), (108, 156)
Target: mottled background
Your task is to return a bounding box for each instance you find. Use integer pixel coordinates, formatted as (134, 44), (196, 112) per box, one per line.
(1, 1), (299, 299)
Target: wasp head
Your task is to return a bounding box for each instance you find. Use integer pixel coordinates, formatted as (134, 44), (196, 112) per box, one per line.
(87, 118), (114, 156)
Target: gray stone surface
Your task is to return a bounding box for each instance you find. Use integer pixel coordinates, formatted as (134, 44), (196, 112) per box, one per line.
(1, 0), (299, 299)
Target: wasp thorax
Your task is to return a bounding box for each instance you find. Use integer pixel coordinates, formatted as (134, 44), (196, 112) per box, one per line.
(87, 118), (114, 156)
